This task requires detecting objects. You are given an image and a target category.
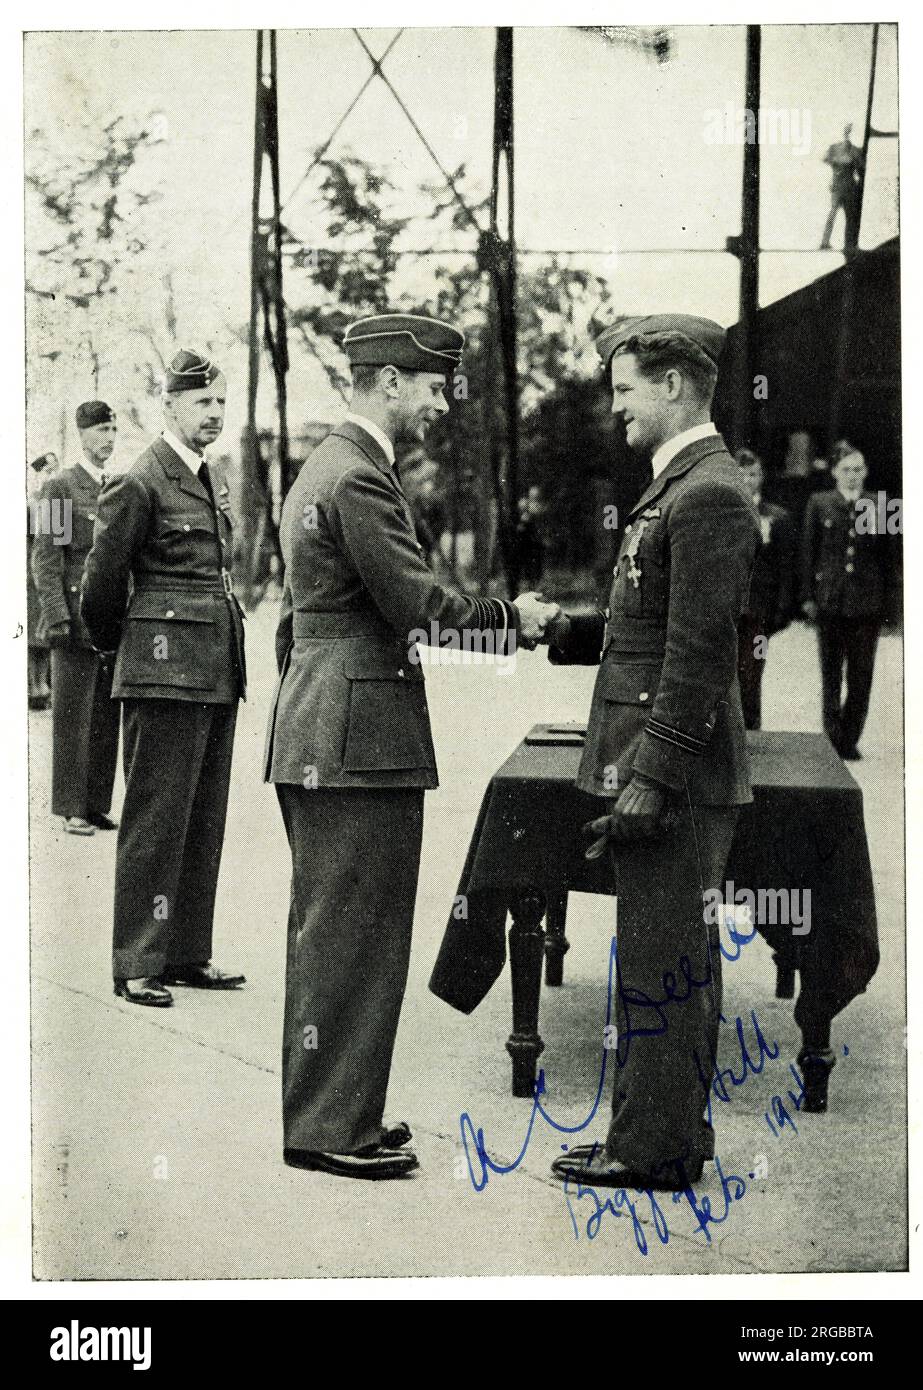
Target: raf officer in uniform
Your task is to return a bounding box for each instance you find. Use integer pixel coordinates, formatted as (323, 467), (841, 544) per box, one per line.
(82, 351), (246, 1007)
(264, 312), (555, 1180)
(31, 404), (121, 834)
(546, 314), (760, 1192)
(735, 448), (796, 729)
(801, 448), (889, 759)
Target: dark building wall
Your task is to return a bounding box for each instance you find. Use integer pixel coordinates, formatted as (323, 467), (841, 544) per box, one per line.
(716, 237), (901, 496)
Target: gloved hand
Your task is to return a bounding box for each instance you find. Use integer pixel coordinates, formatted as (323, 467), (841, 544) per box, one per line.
(45, 620), (71, 647)
(583, 773), (670, 858)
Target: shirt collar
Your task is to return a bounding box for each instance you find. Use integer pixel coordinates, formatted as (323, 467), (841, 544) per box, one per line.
(650, 421), (718, 480)
(344, 412), (395, 467)
(162, 428), (206, 476)
(78, 458), (107, 487)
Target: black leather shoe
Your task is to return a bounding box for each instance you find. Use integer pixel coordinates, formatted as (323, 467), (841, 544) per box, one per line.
(114, 977), (173, 1007)
(798, 1048), (835, 1112)
(381, 1121), (412, 1148)
(89, 812), (119, 830)
(283, 1145), (418, 1180)
(551, 1142), (703, 1191)
(165, 963), (245, 989)
(63, 816), (95, 835)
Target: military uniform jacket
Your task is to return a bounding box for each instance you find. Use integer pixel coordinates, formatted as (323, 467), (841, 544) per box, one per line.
(31, 463), (104, 649)
(746, 498), (796, 630)
(80, 437), (246, 703)
(264, 420), (518, 791)
(801, 488), (888, 621)
(550, 434), (761, 805)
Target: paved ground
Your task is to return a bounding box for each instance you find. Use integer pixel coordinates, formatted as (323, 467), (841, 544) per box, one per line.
(29, 604), (906, 1280)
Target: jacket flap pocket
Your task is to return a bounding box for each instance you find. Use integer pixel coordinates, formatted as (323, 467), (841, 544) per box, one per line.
(344, 646), (423, 682)
(598, 661), (662, 705)
(127, 591), (216, 624)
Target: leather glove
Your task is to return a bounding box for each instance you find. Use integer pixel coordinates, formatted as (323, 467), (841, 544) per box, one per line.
(45, 620), (71, 648)
(582, 773), (671, 859)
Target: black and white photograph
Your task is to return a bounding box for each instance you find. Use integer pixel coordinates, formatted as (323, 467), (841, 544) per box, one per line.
(3, 1), (918, 1309)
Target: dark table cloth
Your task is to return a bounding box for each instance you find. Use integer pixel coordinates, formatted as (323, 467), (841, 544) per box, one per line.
(430, 730), (878, 1038)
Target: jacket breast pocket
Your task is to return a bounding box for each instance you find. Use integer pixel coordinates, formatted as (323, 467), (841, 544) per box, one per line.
(622, 523), (668, 619)
(341, 646), (433, 772)
(117, 593), (218, 689)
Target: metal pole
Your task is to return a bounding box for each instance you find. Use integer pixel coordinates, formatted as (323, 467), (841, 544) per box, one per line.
(240, 31), (265, 605)
(829, 22), (878, 443)
(738, 24), (761, 447)
(492, 25), (519, 595)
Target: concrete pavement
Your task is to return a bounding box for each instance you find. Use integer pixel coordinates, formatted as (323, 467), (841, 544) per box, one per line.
(29, 604), (906, 1279)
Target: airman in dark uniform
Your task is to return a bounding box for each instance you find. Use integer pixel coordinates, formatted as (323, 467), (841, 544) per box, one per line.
(801, 449), (889, 759)
(264, 312), (555, 1180)
(546, 314), (761, 1192)
(31, 406), (121, 833)
(735, 448), (796, 730)
(81, 351), (246, 1007)
(27, 452), (58, 711)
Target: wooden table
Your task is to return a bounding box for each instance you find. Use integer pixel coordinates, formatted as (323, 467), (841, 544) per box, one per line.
(430, 730), (879, 1103)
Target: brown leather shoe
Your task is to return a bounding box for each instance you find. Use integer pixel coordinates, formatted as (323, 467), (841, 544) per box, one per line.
(114, 977), (173, 1007)
(284, 1145), (418, 1180)
(165, 962), (245, 989)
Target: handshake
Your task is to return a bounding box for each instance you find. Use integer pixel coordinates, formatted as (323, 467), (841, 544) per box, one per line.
(512, 591), (567, 650)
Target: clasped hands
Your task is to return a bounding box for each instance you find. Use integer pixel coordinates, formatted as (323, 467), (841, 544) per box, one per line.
(582, 773), (672, 858)
(512, 590), (565, 649)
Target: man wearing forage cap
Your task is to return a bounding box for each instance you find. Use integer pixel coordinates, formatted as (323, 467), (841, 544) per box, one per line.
(82, 351), (246, 1008)
(543, 313), (766, 1188)
(31, 402), (121, 833)
(264, 311), (557, 1180)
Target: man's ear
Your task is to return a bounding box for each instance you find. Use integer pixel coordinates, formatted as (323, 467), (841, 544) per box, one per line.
(379, 365), (401, 398)
(663, 368), (684, 401)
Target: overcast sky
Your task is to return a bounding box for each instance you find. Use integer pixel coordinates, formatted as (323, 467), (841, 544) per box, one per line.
(24, 23), (899, 452)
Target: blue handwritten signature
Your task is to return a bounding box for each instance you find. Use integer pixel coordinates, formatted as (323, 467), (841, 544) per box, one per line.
(460, 907), (759, 1193)
(459, 914), (834, 1255)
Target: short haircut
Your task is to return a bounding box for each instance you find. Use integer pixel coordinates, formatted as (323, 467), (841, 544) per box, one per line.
(736, 448), (762, 468)
(613, 331), (719, 404)
(350, 363), (385, 392)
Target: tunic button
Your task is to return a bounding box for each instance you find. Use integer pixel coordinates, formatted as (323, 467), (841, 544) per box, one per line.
(88, 513), (96, 521)
(639, 692), (649, 702)
(165, 609), (175, 618)
(845, 564), (854, 574)
(846, 545), (855, 556)
(398, 668), (405, 678)
(70, 585), (77, 592)
(183, 524), (191, 532)
(625, 523), (632, 532)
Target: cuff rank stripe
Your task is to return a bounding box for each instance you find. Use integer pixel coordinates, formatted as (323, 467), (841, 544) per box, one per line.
(645, 717), (708, 754)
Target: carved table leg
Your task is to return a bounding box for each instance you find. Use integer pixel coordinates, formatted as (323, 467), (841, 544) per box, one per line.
(506, 889), (546, 1098)
(544, 890), (570, 987)
(772, 946), (797, 999)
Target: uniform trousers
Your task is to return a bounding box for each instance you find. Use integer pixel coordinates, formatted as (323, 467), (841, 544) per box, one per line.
(817, 617), (880, 750)
(276, 784), (424, 1155)
(605, 800), (740, 1174)
(112, 699), (237, 979)
(736, 613), (768, 731)
(49, 647), (119, 819)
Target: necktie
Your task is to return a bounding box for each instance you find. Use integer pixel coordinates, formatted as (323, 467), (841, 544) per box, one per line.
(198, 460), (215, 507)
(99, 472), (107, 488)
